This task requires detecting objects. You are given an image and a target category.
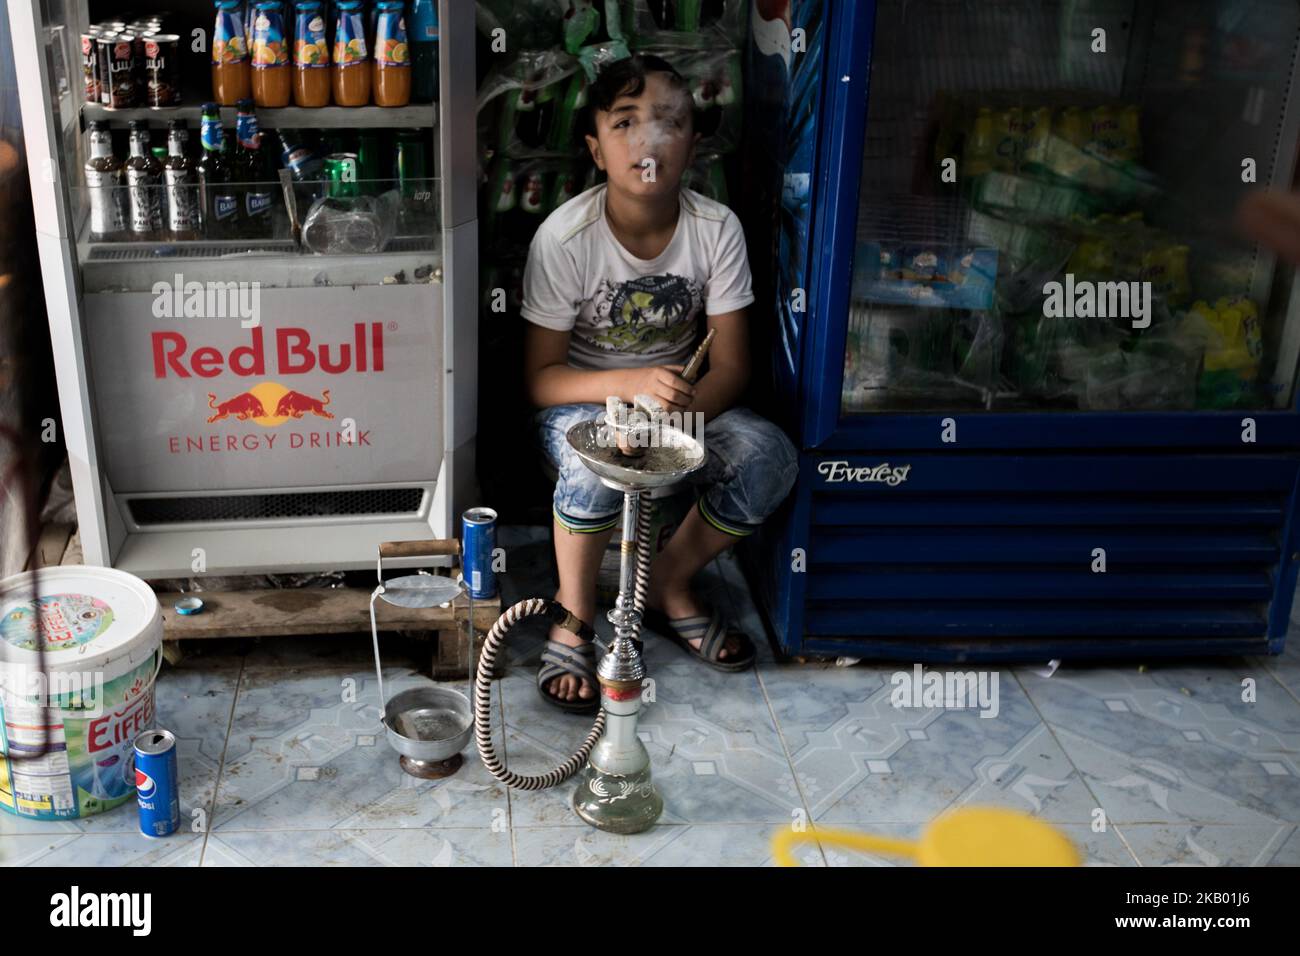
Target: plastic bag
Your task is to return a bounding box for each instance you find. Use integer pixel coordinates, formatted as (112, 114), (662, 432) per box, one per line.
(631, 0), (749, 49)
(302, 191), (400, 255)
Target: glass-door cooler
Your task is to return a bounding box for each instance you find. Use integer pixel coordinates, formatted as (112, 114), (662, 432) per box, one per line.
(744, 0), (1300, 660)
(6, 0), (479, 577)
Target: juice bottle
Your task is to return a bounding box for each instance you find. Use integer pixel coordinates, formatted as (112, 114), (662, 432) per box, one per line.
(332, 0), (371, 106)
(212, 0), (251, 105)
(410, 0), (438, 103)
(293, 1), (330, 106)
(251, 1), (291, 107)
(372, 0), (410, 107)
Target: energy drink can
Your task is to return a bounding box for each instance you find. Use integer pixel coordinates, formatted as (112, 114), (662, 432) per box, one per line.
(134, 728), (180, 837)
(462, 507), (498, 599)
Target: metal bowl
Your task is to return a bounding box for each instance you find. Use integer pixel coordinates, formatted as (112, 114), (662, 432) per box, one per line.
(382, 686), (473, 762)
(566, 419), (706, 490)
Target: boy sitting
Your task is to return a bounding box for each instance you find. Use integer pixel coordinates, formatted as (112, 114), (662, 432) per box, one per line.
(522, 54), (798, 711)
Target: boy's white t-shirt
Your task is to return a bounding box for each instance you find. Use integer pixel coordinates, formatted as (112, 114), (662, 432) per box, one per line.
(520, 184), (754, 371)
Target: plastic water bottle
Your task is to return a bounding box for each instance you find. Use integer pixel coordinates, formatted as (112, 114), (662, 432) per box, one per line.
(410, 0), (438, 103)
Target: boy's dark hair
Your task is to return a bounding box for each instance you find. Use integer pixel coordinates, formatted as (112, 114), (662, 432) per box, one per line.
(582, 54), (697, 139)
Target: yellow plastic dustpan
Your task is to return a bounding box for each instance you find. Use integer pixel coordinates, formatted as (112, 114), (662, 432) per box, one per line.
(773, 806), (1081, 867)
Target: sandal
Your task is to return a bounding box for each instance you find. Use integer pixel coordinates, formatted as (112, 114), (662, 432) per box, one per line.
(641, 604), (756, 672)
(537, 639), (600, 714)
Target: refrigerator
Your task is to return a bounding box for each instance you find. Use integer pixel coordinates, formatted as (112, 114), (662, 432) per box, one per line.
(743, 0), (1300, 661)
(5, 0), (479, 577)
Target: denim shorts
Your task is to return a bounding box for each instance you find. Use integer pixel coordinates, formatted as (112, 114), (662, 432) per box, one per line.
(535, 403), (799, 536)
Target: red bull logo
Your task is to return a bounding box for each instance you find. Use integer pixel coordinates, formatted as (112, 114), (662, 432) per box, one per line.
(152, 322), (384, 379)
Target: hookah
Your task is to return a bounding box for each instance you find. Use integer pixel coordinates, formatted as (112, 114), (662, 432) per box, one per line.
(369, 332), (713, 832)
(472, 331), (714, 832)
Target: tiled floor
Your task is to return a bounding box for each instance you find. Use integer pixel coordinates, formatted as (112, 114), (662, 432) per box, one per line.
(4, 524), (1299, 866)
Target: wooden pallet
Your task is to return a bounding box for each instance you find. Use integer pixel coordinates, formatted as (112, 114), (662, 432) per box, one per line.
(33, 525), (501, 679)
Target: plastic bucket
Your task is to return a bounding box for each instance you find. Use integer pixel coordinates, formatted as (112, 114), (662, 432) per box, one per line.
(0, 566), (163, 820)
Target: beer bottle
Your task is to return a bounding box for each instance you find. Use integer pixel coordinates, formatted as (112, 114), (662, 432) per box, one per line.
(125, 120), (164, 238)
(234, 98), (276, 236)
(163, 119), (200, 240)
(196, 102), (239, 238)
(84, 119), (127, 241)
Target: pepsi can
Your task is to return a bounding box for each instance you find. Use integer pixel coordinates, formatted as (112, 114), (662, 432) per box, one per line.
(134, 728), (180, 838)
(462, 507), (498, 599)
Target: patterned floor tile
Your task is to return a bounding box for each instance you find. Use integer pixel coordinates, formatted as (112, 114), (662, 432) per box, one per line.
(497, 665), (801, 827)
(1115, 823), (1300, 866)
(1018, 663), (1300, 825)
(763, 663), (1095, 826)
(798, 822), (1135, 867)
(1, 830), (203, 866)
(213, 669), (504, 831)
(202, 827), (513, 866)
(512, 823), (823, 866)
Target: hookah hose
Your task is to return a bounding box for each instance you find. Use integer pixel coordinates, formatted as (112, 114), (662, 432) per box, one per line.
(473, 503), (654, 791)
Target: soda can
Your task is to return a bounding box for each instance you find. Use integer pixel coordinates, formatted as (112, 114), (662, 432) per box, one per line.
(462, 507), (498, 599)
(134, 728), (180, 838)
(323, 152), (360, 197)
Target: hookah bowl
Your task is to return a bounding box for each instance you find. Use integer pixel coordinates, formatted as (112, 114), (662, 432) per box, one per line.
(564, 416), (706, 833)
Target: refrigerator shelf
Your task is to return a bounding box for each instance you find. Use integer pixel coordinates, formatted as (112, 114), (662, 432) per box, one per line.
(80, 101), (439, 130)
(77, 234), (442, 293)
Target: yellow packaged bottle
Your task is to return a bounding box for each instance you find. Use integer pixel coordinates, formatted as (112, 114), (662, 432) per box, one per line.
(1117, 105), (1142, 163)
(1022, 106), (1052, 166)
(1057, 106), (1090, 149)
(995, 107), (1023, 172)
(1089, 104), (1118, 159)
(962, 107), (997, 178)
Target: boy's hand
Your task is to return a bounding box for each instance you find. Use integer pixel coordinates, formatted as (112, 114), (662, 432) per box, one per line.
(620, 365), (695, 412)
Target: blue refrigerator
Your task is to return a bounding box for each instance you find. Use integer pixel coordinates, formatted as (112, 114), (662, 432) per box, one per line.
(740, 0), (1300, 661)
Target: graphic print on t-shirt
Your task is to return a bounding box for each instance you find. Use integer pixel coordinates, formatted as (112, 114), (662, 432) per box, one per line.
(587, 273), (702, 357)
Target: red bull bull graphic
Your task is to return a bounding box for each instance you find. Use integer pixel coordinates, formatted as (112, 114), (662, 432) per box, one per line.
(202, 383), (335, 427)
(206, 390), (267, 422)
(274, 388), (334, 419)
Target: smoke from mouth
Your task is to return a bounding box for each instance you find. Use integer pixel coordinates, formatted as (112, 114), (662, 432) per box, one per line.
(625, 86), (693, 171)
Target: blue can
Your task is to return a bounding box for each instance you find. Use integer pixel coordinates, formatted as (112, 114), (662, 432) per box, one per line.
(134, 728), (180, 838)
(462, 507), (498, 599)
